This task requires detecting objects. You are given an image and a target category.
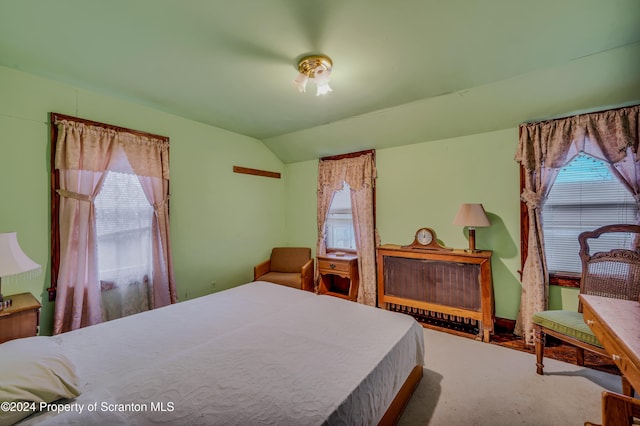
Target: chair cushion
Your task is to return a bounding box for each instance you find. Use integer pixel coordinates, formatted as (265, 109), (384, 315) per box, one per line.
(258, 271), (303, 289)
(270, 247), (311, 273)
(532, 310), (603, 348)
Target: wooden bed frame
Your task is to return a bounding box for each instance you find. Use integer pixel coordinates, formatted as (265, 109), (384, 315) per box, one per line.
(379, 365), (424, 425)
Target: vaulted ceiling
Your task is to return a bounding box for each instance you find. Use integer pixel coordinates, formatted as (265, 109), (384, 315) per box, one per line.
(1, 1), (639, 163)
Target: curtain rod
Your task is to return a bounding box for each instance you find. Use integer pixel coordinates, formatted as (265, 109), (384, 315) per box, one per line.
(321, 149), (375, 162)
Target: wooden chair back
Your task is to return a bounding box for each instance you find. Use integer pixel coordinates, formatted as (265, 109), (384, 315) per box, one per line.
(577, 224), (640, 312)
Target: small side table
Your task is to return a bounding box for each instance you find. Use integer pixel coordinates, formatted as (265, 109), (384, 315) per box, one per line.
(0, 292), (41, 343)
(317, 253), (359, 301)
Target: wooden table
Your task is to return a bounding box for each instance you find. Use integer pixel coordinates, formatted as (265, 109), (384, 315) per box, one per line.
(581, 294), (640, 425)
(317, 253), (359, 301)
(0, 292), (41, 343)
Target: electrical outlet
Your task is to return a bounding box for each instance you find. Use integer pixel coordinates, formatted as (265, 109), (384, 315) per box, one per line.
(210, 281), (216, 292)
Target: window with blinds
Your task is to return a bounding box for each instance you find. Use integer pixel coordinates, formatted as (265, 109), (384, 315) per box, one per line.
(543, 153), (637, 274)
(94, 171), (153, 285)
(325, 182), (356, 250)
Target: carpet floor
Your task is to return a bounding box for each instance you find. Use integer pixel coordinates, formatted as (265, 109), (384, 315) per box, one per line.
(397, 328), (623, 426)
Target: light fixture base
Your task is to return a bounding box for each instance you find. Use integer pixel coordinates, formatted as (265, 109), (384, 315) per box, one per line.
(297, 55), (333, 78)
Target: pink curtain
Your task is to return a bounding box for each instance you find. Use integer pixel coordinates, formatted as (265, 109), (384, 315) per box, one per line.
(137, 176), (176, 307)
(317, 152), (377, 305)
(514, 105), (640, 344)
(53, 122), (117, 334)
(121, 133), (175, 306)
(53, 118), (175, 334)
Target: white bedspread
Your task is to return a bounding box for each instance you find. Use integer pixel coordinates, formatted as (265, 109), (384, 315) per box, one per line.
(21, 281), (424, 425)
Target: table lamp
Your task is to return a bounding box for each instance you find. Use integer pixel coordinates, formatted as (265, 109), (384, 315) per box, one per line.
(453, 204), (491, 252)
(0, 233), (40, 304)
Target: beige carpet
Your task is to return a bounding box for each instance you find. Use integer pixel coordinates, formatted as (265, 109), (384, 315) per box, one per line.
(398, 328), (623, 426)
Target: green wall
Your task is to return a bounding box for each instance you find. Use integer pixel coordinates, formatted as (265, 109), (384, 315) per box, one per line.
(0, 63), (588, 333)
(286, 129), (546, 321)
(0, 65), (286, 335)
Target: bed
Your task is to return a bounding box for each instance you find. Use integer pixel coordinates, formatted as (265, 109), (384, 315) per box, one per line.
(2, 281), (425, 425)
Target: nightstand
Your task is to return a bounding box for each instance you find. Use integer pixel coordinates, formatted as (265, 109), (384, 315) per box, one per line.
(0, 292), (41, 343)
(317, 253), (359, 301)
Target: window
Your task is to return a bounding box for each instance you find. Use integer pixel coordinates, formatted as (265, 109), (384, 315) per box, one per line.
(325, 183), (356, 250)
(95, 171), (153, 319)
(542, 153), (637, 278)
(95, 171), (153, 285)
(50, 112), (174, 333)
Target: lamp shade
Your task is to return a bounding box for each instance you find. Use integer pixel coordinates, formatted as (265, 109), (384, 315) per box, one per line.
(0, 233), (40, 278)
(452, 204), (491, 227)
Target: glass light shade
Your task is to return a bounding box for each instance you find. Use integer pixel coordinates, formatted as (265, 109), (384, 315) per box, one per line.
(315, 81), (332, 96)
(292, 73), (308, 93)
(312, 68), (332, 96)
(452, 204), (491, 228)
(0, 233), (40, 278)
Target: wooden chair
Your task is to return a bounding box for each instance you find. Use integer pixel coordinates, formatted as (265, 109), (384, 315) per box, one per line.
(254, 247), (314, 292)
(533, 224), (640, 397)
(584, 391), (640, 426)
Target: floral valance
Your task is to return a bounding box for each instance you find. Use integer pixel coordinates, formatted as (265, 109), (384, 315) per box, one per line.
(318, 152), (377, 192)
(515, 105), (639, 171)
(54, 119), (170, 180)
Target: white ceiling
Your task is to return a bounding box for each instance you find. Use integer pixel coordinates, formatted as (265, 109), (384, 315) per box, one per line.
(1, 0), (639, 163)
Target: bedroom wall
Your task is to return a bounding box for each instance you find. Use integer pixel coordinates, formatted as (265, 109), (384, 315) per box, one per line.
(284, 129), (582, 321)
(0, 65), (286, 335)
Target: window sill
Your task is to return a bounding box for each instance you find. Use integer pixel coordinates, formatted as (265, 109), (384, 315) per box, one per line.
(550, 273), (580, 288)
(326, 248), (357, 255)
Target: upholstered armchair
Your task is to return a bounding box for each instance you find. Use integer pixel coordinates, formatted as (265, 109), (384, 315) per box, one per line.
(254, 247), (314, 292)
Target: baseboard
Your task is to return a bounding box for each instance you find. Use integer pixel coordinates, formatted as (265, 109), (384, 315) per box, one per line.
(495, 317), (516, 333)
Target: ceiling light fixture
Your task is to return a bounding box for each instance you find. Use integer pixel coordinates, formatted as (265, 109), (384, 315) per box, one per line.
(292, 54), (333, 96)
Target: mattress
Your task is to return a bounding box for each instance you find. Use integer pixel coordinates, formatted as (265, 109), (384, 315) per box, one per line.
(17, 281), (424, 425)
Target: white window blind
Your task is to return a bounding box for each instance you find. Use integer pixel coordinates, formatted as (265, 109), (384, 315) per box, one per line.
(543, 153), (637, 274)
(325, 183), (356, 250)
(95, 171), (154, 285)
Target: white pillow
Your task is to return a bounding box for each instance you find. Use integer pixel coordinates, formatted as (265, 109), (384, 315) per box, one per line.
(0, 336), (80, 425)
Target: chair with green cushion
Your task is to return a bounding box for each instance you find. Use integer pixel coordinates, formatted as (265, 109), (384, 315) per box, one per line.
(533, 224), (640, 396)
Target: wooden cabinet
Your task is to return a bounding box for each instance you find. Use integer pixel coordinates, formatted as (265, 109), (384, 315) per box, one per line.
(317, 253), (359, 301)
(0, 293), (41, 343)
(377, 245), (494, 342)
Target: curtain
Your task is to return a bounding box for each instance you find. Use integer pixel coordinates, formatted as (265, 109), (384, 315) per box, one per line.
(53, 118), (175, 334)
(119, 131), (175, 308)
(317, 152), (377, 305)
(350, 184), (377, 306)
(514, 105), (640, 344)
(137, 175), (175, 308)
(53, 122), (117, 334)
